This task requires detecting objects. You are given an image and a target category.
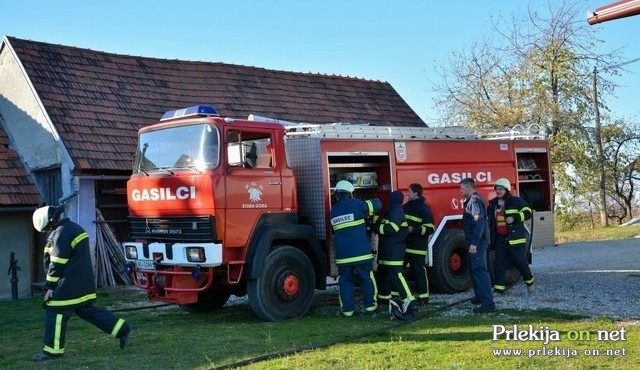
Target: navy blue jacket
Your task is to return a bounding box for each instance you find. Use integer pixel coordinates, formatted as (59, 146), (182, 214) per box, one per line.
(374, 205), (409, 265)
(488, 194), (532, 247)
(44, 218), (97, 308)
(462, 192), (489, 247)
(403, 197), (435, 255)
(330, 198), (381, 266)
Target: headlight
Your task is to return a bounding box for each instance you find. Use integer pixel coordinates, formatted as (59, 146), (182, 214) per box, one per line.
(186, 247), (206, 262)
(125, 246), (138, 259)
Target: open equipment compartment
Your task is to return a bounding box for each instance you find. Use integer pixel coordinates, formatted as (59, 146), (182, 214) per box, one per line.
(515, 148), (554, 249)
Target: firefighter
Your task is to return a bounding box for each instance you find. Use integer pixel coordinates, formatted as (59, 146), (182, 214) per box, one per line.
(374, 190), (415, 318)
(460, 178), (495, 314)
(330, 180), (382, 317)
(403, 183), (435, 305)
(31, 206), (131, 361)
(487, 178), (536, 294)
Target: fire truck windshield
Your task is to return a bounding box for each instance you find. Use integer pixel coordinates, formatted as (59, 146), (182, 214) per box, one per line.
(134, 123), (219, 174)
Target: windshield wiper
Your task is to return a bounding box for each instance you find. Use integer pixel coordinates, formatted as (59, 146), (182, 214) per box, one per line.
(175, 165), (203, 174)
(152, 167), (175, 175)
(138, 168), (149, 176)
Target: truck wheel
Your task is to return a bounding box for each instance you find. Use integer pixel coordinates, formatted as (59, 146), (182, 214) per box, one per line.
(488, 250), (522, 288)
(178, 288), (231, 313)
(429, 229), (471, 293)
(248, 246), (315, 321)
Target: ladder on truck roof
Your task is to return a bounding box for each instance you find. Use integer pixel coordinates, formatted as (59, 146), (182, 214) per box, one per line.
(281, 122), (546, 141)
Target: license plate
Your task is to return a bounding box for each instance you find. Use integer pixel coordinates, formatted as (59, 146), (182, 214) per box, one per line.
(136, 260), (155, 270)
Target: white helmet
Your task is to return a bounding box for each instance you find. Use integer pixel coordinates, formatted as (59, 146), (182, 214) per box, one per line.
(494, 178), (512, 192)
(335, 180), (355, 193)
(32, 206), (62, 232)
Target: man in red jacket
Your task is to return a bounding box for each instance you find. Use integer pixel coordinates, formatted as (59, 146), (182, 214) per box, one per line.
(31, 206), (131, 361)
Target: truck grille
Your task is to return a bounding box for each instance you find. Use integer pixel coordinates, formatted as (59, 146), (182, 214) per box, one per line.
(127, 215), (216, 242)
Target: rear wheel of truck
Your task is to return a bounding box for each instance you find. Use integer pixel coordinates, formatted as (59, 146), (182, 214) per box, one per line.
(248, 246), (315, 321)
(429, 229), (471, 293)
(178, 287), (231, 313)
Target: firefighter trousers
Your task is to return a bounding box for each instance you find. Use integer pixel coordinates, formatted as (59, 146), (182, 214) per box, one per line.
(337, 262), (378, 316)
(376, 263), (414, 302)
(493, 234), (535, 292)
(404, 252), (429, 299)
(43, 302), (128, 356)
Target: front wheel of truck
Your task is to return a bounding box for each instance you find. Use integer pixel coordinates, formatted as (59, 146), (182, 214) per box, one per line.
(248, 246), (315, 321)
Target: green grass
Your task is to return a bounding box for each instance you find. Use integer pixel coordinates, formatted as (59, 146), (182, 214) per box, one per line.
(0, 287), (395, 369)
(556, 225), (640, 244)
(250, 310), (639, 370)
(2, 288), (637, 370)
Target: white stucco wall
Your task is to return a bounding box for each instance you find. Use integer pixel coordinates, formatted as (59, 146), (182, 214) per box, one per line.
(66, 178), (97, 272)
(0, 39), (98, 271)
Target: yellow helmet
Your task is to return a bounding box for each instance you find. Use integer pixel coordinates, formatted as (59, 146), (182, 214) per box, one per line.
(494, 178), (511, 192)
(335, 180), (355, 193)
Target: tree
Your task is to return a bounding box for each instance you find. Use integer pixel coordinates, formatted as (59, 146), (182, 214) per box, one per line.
(432, 0), (630, 228)
(603, 120), (640, 223)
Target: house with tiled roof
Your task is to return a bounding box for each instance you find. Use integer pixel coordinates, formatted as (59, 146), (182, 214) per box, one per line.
(0, 124), (42, 299)
(0, 36), (425, 287)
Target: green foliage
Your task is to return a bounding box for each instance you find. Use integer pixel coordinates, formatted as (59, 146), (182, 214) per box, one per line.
(432, 0), (638, 227)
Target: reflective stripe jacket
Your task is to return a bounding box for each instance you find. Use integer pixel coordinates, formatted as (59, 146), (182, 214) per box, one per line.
(487, 194), (532, 247)
(403, 196), (435, 255)
(331, 198), (381, 266)
(462, 192), (489, 247)
(374, 205), (409, 264)
(44, 218), (97, 307)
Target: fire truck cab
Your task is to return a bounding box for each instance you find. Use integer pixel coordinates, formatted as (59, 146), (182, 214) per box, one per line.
(123, 105), (553, 321)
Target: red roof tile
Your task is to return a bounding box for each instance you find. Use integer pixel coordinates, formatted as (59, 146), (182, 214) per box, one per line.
(7, 37), (425, 172)
(0, 125), (41, 206)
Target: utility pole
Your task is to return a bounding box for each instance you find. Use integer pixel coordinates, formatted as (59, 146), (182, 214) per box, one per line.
(592, 67), (608, 226)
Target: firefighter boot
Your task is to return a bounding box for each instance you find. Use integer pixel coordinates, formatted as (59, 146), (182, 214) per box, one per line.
(119, 323), (132, 349)
(32, 352), (59, 361)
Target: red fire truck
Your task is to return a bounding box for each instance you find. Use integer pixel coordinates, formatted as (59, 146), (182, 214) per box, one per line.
(123, 105), (553, 321)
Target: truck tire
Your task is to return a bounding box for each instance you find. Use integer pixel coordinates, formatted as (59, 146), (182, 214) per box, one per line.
(248, 246), (315, 321)
(429, 229), (471, 293)
(178, 287), (231, 313)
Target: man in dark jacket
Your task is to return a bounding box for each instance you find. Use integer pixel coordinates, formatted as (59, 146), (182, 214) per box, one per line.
(487, 178), (536, 294)
(330, 181), (382, 317)
(460, 178), (495, 314)
(403, 183), (435, 305)
(31, 206), (131, 361)
(374, 190), (414, 317)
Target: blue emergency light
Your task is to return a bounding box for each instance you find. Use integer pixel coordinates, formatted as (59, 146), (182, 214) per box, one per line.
(160, 105), (219, 121)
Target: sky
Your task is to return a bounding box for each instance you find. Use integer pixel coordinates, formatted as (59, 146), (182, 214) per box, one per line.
(1, 0), (639, 126)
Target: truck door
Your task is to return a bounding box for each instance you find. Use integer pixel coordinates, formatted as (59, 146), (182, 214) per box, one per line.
(224, 129), (282, 247)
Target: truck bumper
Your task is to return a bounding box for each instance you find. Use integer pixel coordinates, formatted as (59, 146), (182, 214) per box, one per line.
(123, 242), (223, 304)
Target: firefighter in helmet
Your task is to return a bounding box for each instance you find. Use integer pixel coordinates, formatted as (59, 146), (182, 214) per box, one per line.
(487, 178), (536, 294)
(373, 190), (415, 319)
(402, 183), (435, 305)
(31, 206), (131, 361)
(330, 180), (382, 317)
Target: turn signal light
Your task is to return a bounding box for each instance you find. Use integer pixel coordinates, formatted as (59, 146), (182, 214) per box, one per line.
(186, 247), (206, 262)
